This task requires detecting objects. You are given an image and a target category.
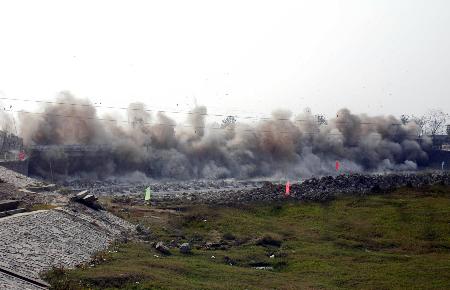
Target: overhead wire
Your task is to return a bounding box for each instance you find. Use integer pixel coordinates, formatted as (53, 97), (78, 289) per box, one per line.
(0, 96), (285, 121)
(3, 108), (421, 140)
(0, 96), (405, 126)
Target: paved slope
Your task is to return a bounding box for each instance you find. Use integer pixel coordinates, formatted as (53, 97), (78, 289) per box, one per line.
(0, 203), (134, 289)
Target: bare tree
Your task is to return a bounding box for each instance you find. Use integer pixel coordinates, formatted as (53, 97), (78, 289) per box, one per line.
(220, 115), (237, 129)
(425, 109), (447, 137)
(315, 114), (328, 126)
(400, 114), (410, 125)
(410, 115), (427, 137)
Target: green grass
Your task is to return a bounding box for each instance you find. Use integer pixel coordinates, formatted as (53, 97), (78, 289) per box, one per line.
(45, 185), (450, 289)
(28, 203), (59, 211)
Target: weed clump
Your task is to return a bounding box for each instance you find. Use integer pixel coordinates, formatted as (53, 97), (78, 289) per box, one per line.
(257, 235), (282, 247)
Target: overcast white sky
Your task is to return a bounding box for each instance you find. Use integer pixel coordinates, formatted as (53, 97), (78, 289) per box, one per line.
(0, 0), (449, 121)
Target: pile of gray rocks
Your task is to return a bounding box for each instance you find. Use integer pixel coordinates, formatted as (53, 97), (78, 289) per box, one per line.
(61, 179), (263, 196)
(126, 172), (450, 205)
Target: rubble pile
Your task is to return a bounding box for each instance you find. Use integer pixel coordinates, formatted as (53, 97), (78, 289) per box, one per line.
(130, 172), (450, 205)
(71, 190), (102, 209)
(62, 178), (263, 196)
(272, 172), (450, 201)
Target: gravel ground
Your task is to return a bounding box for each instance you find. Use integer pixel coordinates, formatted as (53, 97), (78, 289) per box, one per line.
(61, 178), (265, 196)
(0, 166), (41, 188)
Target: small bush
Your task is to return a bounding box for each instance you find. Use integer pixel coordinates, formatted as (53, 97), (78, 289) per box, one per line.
(223, 232), (236, 240)
(256, 235), (282, 247)
(43, 266), (80, 290)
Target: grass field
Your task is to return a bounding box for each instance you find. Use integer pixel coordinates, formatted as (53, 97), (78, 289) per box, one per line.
(45, 185), (450, 289)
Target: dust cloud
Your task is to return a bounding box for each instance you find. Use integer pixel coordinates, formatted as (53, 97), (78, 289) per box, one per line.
(18, 92), (431, 180)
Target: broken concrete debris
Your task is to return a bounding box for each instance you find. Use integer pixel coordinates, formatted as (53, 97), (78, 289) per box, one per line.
(69, 172), (450, 206)
(150, 172), (450, 205)
(71, 190), (101, 209)
(179, 243), (191, 254)
(155, 241), (171, 255)
(75, 190), (89, 199)
(83, 194), (97, 203)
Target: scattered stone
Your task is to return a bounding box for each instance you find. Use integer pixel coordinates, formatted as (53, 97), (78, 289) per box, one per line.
(179, 243), (191, 254)
(61, 172), (450, 205)
(71, 191), (101, 209)
(82, 194), (97, 203)
(253, 266), (273, 270)
(224, 256), (235, 265)
(155, 242), (171, 255)
(204, 241), (228, 250)
(135, 224), (151, 236)
(76, 190), (89, 199)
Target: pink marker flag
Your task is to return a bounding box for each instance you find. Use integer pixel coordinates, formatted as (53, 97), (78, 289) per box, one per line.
(285, 181), (290, 196)
(18, 151), (26, 161)
(335, 160), (340, 171)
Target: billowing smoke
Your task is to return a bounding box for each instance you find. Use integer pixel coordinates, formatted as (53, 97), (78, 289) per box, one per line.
(0, 106), (16, 133)
(19, 92), (431, 180)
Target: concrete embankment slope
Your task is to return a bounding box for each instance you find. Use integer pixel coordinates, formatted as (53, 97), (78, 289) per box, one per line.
(0, 203), (134, 289)
(0, 271), (46, 290)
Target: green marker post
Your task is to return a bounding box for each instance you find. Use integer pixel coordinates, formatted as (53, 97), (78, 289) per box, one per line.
(144, 187), (151, 205)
